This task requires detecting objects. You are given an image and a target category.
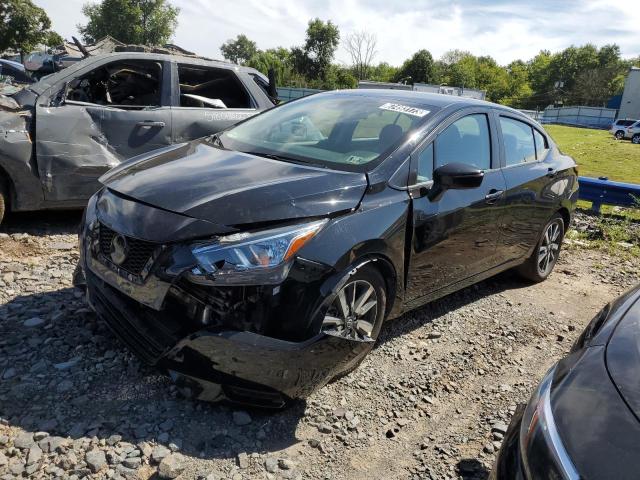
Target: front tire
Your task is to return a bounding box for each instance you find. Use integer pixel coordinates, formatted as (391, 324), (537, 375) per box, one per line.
(321, 264), (387, 377)
(632, 134), (640, 144)
(516, 214), (565, 283)
(0, 177), (7, 226)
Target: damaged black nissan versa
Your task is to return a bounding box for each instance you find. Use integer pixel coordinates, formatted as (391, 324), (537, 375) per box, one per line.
(78, 90), (578, 407)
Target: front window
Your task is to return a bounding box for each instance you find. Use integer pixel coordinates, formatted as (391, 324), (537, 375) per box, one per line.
(219, 94), (436, 172)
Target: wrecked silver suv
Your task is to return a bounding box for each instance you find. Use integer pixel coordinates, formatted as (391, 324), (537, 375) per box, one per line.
(0, 52), (276, 224)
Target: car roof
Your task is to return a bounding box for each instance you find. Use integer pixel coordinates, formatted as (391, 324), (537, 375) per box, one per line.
(316, 88), (529, 117)
(0, 59), (25, 71)
(27, 51), (262, 95)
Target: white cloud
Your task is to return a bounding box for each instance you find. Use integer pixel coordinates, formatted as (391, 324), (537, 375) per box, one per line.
(33, 0), (640, 65)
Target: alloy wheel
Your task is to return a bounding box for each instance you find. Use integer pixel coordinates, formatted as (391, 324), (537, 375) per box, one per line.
(537, 220), (562, 276)
(633, 135), (640, 144)
(615, 131), (624, 140)
(322, 279), (379, 341)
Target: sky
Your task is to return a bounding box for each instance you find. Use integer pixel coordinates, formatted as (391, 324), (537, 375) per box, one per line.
(33, 0), (640, 66)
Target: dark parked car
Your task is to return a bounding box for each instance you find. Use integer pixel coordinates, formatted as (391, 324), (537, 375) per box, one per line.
(0, 52), (276, 224)
(78, 90), (578, 407)
(492, 284), (640, 479)
(0, 59), (33, 85)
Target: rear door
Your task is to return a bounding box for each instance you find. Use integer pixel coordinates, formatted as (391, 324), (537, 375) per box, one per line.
(495, 113), (558, 261)
(35, 58), (172, 202)
(405, 109), (507, 304)
(170, 62), (258, 143)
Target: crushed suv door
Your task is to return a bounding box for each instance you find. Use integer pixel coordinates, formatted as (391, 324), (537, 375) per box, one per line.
(170, 62), (258, 143)
(35, 58), (172, 202)
(405, 111), (507, 306)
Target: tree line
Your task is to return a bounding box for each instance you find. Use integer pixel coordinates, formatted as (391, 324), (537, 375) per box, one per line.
(223, 21), (640, 110)
(2, 0), (638, 110)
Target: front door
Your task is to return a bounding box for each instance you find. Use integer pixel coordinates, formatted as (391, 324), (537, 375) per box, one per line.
(406, 111), (507, 304)
(170, 63), (257, 143)
(35, 58), (172, 202)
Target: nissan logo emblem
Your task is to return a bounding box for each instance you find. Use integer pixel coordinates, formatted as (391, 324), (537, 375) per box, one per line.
(110, 234), (128, 266)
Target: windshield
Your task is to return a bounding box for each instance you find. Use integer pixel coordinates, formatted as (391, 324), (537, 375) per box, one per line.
(219, 94), (436, 171)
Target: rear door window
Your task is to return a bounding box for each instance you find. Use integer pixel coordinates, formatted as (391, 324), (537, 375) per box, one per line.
(177, 64), (252, 109)
(434, 114), (491, 170)
(499, 117), (536, 166)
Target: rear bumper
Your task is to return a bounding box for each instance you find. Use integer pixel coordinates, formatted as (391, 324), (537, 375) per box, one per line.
(86, 269), (371, 407)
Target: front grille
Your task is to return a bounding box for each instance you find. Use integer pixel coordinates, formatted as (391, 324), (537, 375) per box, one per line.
(99, 224), (157, 275)
(87, 272), (182, 364)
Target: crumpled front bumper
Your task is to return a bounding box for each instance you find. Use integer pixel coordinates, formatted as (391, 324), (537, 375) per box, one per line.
(85, 262), (371, 408)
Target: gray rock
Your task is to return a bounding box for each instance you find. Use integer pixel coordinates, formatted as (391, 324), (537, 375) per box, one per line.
(85, 449), (107, 473)
(0, 451), (7, 466)
(54, 356), (82, 370)
(26, 446), (42, 466)
(122, 456), (142, 469)
(23, 317), (46, 328)
(264, 457), (278, 473)
(158, 453), (185, 479)
(492, 422), (509, 435)
(2, 368), (16, 380)
(279, 458), (295, 470)
(152, 445), (171, 463)
(237, 452), (249, 469)
(13, 432), (35, 449)
(232, 410), (252, 426)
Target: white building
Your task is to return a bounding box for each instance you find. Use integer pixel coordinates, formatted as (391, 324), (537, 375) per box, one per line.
(618, 67), (640, 120)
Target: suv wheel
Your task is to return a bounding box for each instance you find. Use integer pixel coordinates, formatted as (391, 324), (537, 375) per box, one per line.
(615, 130), (625, 140)
(632, 134), (640, 144)
(516, 213), (565, 283)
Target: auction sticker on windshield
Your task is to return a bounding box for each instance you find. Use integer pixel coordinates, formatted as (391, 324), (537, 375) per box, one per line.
(379, 103), (430, 117)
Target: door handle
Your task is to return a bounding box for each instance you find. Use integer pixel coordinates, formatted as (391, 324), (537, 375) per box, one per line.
(546, 167), (557, 178)
(485, 189), (504, 204)
(136, 121), (165, 128)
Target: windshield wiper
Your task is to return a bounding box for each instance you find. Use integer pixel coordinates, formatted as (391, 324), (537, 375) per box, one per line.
(244, 151), (319, 166)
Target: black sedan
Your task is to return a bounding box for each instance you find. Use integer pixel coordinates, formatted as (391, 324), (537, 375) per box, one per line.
(77, 90), (578, 407)
(492, 284), (640, 479)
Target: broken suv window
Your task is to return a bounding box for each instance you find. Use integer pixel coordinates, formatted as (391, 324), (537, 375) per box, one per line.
(66, 60), (162, 108)
(177, 64), (252, 109)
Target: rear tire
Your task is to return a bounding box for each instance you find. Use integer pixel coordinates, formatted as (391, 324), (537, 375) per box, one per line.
(516, 213), (565, 283)
(0, 177), (7, 226)
(615, 130), (624, 140)
(632, 134), (640, 144)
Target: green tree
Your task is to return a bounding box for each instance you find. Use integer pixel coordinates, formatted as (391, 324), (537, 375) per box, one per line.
(246, 48), (306, 87)
(368, 62), (398, 83)
(0, 0), (62, 57)
(43, 30), (64, 47)
(294, 18), (340, 80)
(395, 49), (435, 84)
(79, 0), (179, 45)
(220, 34), (258, 65)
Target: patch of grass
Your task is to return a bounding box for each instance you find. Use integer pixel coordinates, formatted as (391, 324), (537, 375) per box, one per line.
(544, 124), (640, 184)
(576, 200), (640, 221)
(567, 215), (640, 258)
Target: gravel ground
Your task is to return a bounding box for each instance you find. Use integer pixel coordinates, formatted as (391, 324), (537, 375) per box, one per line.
(0, 211), (638, 480)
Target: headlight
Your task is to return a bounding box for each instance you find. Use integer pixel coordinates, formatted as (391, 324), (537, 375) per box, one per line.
(520, 366), (580, 480)
(188, 219), (327, 286)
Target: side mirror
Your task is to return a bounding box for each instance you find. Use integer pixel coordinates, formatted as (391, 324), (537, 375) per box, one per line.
(428, 162), (484, 201)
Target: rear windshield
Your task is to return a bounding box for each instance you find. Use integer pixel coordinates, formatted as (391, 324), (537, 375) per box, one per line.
(617, 120), (637, 126)
(219, 94), (436, 172)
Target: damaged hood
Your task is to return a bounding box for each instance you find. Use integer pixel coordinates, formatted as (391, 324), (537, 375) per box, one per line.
(100, 140), (368, 226)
